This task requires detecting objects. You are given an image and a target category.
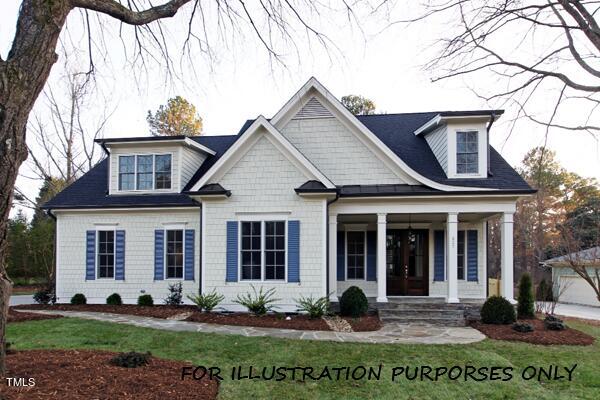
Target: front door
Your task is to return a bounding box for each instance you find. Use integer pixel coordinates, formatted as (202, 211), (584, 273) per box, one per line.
(386, 229), (428, 296)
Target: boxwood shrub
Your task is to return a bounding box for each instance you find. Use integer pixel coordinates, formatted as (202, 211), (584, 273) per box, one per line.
(480, 295), (516, 324)
(339, 286), (368, 318)
(106, 293), (123, 306)
(137, 294), (154, 306)
(70, 293), (87, 305)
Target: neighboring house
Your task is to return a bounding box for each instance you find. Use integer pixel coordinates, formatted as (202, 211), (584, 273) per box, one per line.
(543, 247), (600, 307)
(43, 78), (534, 311)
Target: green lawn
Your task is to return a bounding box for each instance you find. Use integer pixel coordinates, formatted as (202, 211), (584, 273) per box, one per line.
(7, 318), (600, 399)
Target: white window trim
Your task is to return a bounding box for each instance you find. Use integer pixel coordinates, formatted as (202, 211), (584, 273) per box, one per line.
(457, 230), (467, 281)
(446, 125), (488, 179)
(95, 228), (116, 280)
(455, 131), (479, 176)
(238, 220), (288, 283)
(117, 152), (174, 193)
(164, 228), (185, 280)
(345, 228), (367, 281)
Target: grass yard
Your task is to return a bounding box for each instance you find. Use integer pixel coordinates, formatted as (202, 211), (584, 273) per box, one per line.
(6, 318), (600, 400)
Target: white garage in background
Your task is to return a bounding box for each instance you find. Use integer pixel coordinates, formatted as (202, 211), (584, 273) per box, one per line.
(543, 247), (600, 308)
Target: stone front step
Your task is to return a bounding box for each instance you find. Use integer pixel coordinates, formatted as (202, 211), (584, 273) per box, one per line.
(376, 298), (483, 326)
(378, 308), (465, 318)
(380, 314), (467, 327)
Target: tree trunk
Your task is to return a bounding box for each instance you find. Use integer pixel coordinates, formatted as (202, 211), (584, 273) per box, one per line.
(0, 0), (71, 376)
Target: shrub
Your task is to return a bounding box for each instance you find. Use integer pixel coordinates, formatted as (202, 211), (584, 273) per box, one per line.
(70, 293), (87, 305)
(544, 314), (563, 323)
(517, 273), (535, 319)
(339, 286), (368, 318)
(234, 285), (280, 316)
(137, 294), (154, 306)
(295, 294), (330, 319)
(164, 282), (183, 306)
(480, 296), (516, 324)
(106, 293), (122, 306)
(512, 322), (534, 333)
(187, 291), (225, 312)
(536, 278), (553, 301)
(545, 320), (566, 331)
(110, 351), (151, 368)
(33, 287), (55, 305)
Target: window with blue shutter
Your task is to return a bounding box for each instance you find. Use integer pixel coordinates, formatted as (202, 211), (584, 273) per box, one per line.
(467, 230), (478, 281)
(226, 221), (238, 282)
(154, 230), (164, 280)
(85, 230), (96, 280)
(184, 229), (195, 281)
(287, 220), (300, 283)
(366, 231), (377, 281)
(337, 231), (345, 281)
(115, 230), (125, 280)
(434, 230), (445, 281)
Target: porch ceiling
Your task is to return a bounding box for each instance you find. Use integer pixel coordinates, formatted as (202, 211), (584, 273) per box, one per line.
(336, 212), (497, 223)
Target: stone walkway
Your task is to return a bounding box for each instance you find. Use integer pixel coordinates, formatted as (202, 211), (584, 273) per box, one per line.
(21, 309), (486, 345)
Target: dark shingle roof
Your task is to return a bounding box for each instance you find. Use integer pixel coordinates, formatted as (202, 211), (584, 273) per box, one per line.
(295, 180), (337, 194)
(186, 183), (231, 197)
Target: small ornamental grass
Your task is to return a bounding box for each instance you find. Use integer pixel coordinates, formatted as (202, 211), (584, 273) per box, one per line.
(480, 296), (516, 324)
(187, 290), (225, 312)
(295, 294), (330, 319)
(106, 293), (122, 306)
(70, 293), (87, 305)
(110, 351), (152, 368)
(234, 285), (280, 316)
(137, 294), (154, 306)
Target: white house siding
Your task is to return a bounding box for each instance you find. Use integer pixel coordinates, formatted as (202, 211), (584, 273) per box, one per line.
(180, 147), (207, 190)
(55, 208), (200, 304)
(108, 144), (182, 194)
(281, 117), (404, 185)
(424, 125), (448, 174)
(203, 134), (325, 311)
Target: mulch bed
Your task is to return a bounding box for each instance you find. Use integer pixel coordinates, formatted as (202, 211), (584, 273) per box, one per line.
(2, 350), (218, 400)
(8, 307), (63, 324)
(14, 304), (196, 319)
(344, 314), (382, 332)
(185, 312), (331, 331)
(471, 319), (595, 346)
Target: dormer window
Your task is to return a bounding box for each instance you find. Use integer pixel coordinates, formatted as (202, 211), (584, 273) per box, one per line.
(456, 131), (478, 174)
(118, 154), (172, 191)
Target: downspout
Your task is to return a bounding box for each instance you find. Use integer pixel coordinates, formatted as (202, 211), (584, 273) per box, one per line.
(486, 114), (496, 177)
(198, 203), (203, 295)
(325, 192), (340, 297)
(47, 209), (57, 301)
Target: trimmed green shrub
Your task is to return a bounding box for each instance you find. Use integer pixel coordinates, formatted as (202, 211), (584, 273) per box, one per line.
(480, 295), (516, 324)
(187, 290), (225, 312)
(234, 285), (280, 316)
(544, 314), (566, 330)
(137, 294), (154, 306)
(110, 351), (151, 368)
(70, 293), (87, 305)
(164, 282), (183, 306)
(339, 286), (368, 318)
(512, 322), (534, 333)
(295, 294), (330, 319)
(517, 273), (535, 319)
(106, 293), (122, 305)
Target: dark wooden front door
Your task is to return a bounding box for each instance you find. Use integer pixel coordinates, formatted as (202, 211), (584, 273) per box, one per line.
(386, 229), (428, 296)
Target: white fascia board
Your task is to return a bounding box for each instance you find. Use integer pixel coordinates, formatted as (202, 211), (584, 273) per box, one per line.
(414, 115), (495, 136)
(184, 138), (216, 155)
(269, 77), (497, 192)
(414, 115), (442, 135)
(104, 138), (215, 156)
(189, 116), (335, 191)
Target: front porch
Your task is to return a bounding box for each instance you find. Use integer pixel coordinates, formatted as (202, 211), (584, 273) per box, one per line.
(328, 198), (516, 305)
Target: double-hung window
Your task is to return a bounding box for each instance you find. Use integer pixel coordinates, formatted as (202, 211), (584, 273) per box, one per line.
(97, 230), (115, 279)
(240, 221), (286, 281)
(456, 131), (478, 174)
(118, 154), (172, 191)
(166, 229), (184, 279)
(457, 230), (465, 280)
(346, 231), (365, 280)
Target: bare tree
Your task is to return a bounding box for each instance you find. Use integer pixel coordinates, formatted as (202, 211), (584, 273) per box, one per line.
(0, 0), (388, 376)
(407, 1), (600, 136)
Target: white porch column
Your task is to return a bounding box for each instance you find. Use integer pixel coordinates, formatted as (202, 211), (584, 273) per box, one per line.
(328, 214), (338, 302)
(376, 213), (388, 303)
(501, 212), (515, 303)
(446, 212), (459, 303)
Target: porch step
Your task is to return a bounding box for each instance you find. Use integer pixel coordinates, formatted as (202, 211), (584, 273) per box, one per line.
(378, 308), (465, 318)
(379, 314), (467, 327)
(377, 300), (473, 326)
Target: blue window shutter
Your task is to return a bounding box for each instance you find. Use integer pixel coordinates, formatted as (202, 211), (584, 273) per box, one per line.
(434, 230), (445, 281)
(154, 230), (164, 280)
(467, 230), (478, 282)
(337, 231), (345, 281)
(288, 220), (300, 283)
(185, 229), (195, 281)
(85, 230), (96, 280)
(115, 230), (125, 280)
(366, 231), (377, 281)
(226, 221), (238, 282)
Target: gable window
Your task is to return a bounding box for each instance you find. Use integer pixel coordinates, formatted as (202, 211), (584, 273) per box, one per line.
(166, 229), (184, 279)
(346, 231), (365, 280)
(240, 220), (286, 281)
(118, 154), (172, 191)
(97, 230), (115, 279)
(457, 230), (465, 280)
(456, 131), (478, 174)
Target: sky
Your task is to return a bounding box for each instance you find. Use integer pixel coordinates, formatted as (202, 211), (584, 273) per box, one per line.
(2, 1), (600, 218)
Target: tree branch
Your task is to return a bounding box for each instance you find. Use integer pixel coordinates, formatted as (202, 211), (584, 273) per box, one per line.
(71, 0), (192, 26)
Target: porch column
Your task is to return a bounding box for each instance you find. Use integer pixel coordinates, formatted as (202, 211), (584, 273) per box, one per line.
(328, 214), (338, 302)
(501, 212), (515, 303)
(446, 212), (459, 303)
(376, 213), (388, 303)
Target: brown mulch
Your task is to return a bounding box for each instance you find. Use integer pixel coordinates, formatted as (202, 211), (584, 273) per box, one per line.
(344, 314), (383, 332)
(1, 350), (218, 400)
(14, 304), (196, 319)
(185, 312), (331, 331)
(471, 319), (595, 346)
(8, 307), (63, 324)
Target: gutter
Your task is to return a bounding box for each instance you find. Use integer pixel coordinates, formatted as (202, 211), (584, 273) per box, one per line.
(325, 193), (340, 299)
